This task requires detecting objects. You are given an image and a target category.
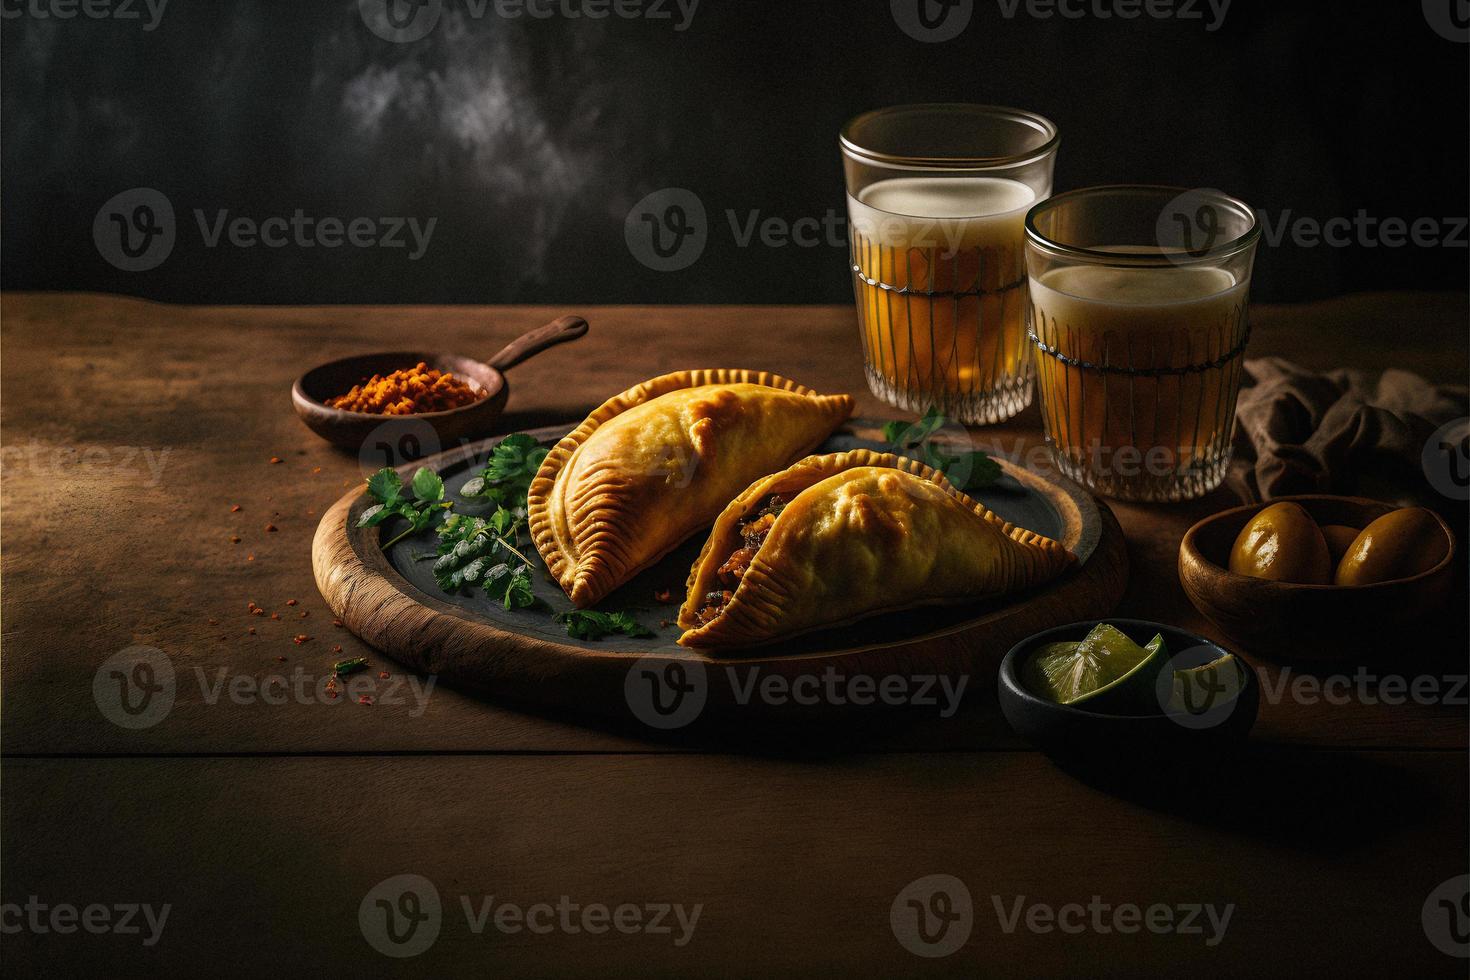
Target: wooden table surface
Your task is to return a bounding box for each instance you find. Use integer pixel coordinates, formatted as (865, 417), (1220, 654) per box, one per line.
(3, 291), (1467, 976)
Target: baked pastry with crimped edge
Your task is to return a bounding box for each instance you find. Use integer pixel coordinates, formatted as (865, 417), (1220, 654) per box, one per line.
(528, 369), (854, 608)
(677, 449), (1074, 648)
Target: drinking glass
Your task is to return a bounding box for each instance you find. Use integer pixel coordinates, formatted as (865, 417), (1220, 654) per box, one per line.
(841, 104), (1060, 424)
(1025, 185), (1261, 501)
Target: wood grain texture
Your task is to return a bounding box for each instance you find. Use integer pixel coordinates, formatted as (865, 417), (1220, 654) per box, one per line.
(4, 753), (1466, 977)
(313, 430), (1127, 719)
(2, 292), (1466, 753)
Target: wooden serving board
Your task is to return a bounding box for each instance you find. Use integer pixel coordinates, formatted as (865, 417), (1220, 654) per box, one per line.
(312, 423), (1128, 720)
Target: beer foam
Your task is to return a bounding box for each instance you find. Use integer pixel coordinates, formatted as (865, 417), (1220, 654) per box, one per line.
(849, 177), (1036, 250)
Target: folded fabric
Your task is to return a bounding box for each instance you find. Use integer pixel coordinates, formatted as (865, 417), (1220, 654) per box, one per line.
(1231, 357), (1468, 507)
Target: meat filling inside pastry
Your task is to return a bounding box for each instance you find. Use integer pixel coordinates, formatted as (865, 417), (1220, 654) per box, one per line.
(677, 449), (1074, 647)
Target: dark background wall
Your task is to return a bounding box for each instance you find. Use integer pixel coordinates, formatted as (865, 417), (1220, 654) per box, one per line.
(3, 0), (1466, 305)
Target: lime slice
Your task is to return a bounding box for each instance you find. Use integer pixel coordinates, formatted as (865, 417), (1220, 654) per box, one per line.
(1167, 653), (1246, 716)
(1022, 623), (1167, 711)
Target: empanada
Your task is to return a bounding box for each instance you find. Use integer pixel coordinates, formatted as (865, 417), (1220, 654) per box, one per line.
(528, 370), (854, 607)
(677, 449), (1074, 647)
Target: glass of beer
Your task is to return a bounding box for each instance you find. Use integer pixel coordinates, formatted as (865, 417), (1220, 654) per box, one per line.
(841, 104), (1060, 424)
(1025, 186), (1261, 501)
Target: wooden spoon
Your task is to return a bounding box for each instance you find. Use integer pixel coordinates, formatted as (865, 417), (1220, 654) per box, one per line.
(291, 315), (588, 460)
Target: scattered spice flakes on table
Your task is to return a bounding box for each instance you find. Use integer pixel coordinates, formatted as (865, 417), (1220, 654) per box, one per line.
(269, 456), (282, 464)
(248, 627), (257, 635)
(270, 612), (281, 621)
(293, 634), (312, 645)
(357, 696), (374, 706)
(285, 598), (298, 606)
(230, 504), (242, 512)
(265, 523), (278, 533)
(230, 535), (241, 544)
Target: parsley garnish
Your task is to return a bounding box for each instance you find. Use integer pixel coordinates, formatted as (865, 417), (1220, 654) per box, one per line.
(358, 466), (453, 549)
(555, 610), (656, 641)
(883, 406), (1001, 491)
(432, 511), (539, 610)
(460, 434), (549, 509)
(360, 436), (655, 634)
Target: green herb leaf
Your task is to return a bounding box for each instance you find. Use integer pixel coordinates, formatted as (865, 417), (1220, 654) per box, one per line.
(333, 657), (368, 677)
(555, 610), (656, 641)
(411, 467), (445, 503)
(882, 408), (1001, 491)
(483, 563), (537, 610)
(366, 468), (403, 506)
(357, 503), (391, 528)
(464, 433), (547, 509)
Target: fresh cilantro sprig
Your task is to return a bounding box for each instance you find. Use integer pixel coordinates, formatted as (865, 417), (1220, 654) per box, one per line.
(361, 435), (659, 637)
(358, 467), (453, 549)
(460, 434), (549, 510)
(882, 406), (1002, 491)
(432, 511), (538, 610)
(554, 610), (655, 641)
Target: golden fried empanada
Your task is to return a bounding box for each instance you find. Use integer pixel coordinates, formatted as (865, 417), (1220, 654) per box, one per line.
(528, 370), (854, 607)
(677, 449), (1074, 647)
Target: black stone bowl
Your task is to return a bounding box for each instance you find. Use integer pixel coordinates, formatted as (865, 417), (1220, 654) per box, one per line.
(997, 619), (1259, 763)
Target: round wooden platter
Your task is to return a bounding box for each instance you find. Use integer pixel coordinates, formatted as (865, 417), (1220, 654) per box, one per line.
(312, 422), (1129, 718)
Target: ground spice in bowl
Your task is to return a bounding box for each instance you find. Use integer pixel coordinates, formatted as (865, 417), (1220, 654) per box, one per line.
(326, 362), (486, 415)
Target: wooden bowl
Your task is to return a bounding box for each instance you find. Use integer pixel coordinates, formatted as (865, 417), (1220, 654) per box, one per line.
(1178, 495), (1457, 663)
(291, 315), (587, 459)
(997, 619), (1258, 761)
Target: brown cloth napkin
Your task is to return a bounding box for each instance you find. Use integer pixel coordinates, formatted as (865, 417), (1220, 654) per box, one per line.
(1231, 357), (1468, 508)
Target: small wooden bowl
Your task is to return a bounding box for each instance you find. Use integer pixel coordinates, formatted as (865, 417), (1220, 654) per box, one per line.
(292, 315), (588, 459)
(1178, 495), (1457, 663)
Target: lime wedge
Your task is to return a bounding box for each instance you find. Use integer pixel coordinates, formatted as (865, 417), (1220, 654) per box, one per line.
(1022, 623), (1167, 712)
(1167, 653), (1246, 716)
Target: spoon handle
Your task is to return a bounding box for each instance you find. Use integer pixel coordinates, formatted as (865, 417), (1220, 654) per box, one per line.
(487, 315), (589, 373)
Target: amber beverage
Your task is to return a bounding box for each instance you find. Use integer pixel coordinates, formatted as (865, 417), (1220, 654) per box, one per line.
(841, 105), (1059, 425)
(1025, 187), (1261, 502)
